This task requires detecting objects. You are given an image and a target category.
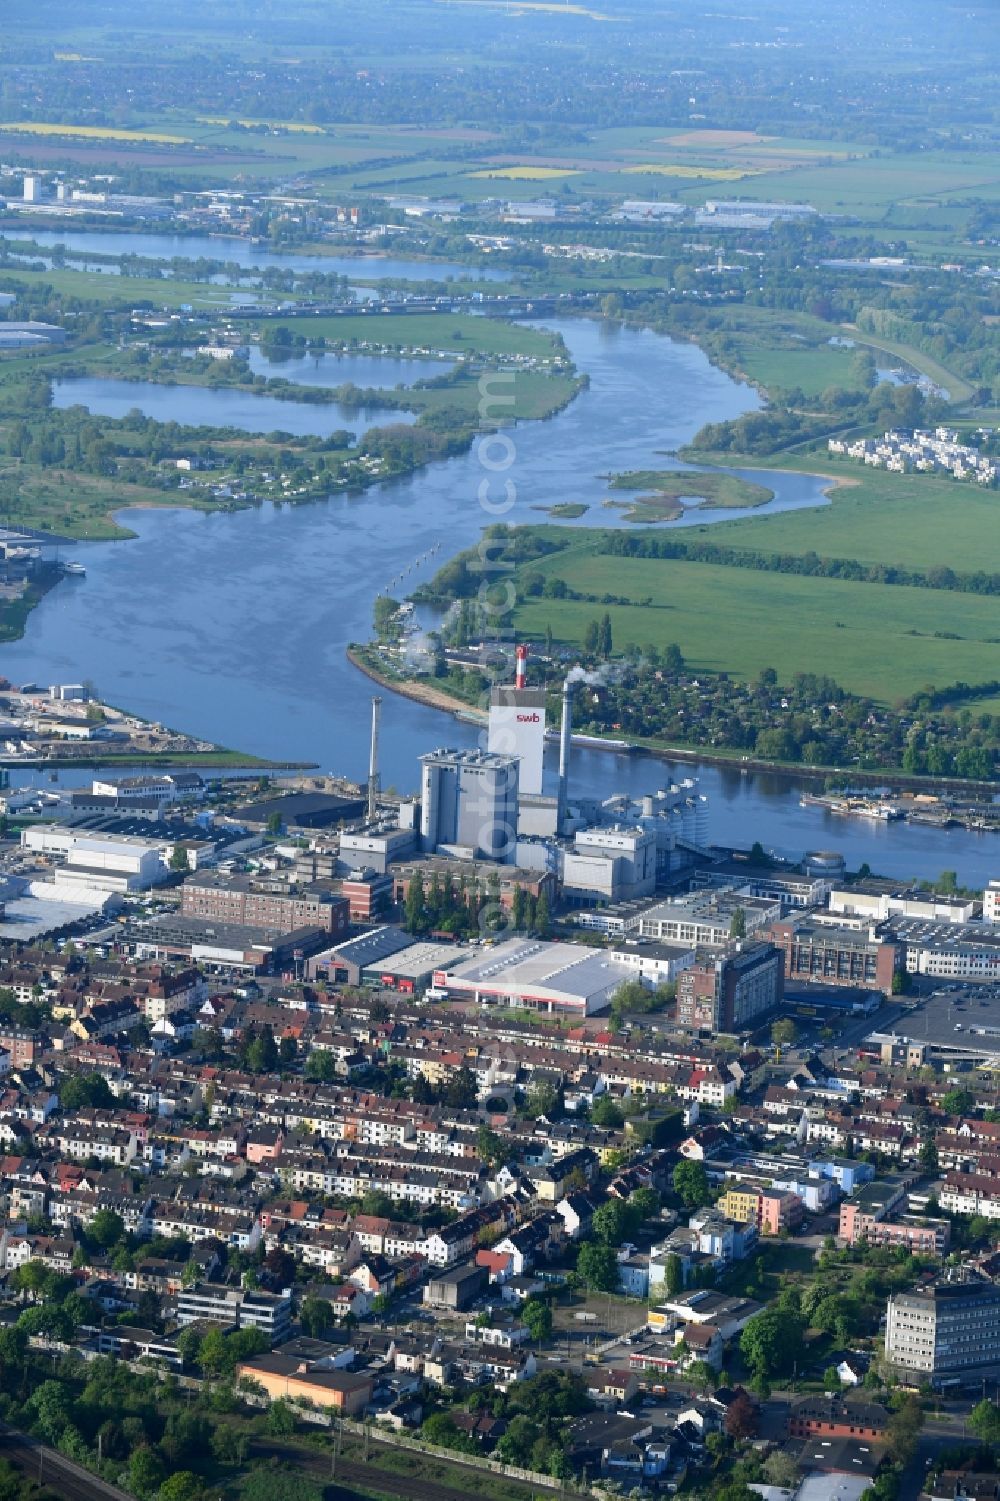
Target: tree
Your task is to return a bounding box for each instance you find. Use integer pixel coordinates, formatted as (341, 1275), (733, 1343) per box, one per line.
(263, 1247), (295, 1287)
(673, 1159), (710, 1209)
(724, 1391), (759, 1441)
(89, 1208), (125, 1251)
(304, 1049), (337, 1082)
(942, 1088), (972, 1116)
(969, 1399), (1000, 1442)
(771, 1018), (797, 1048)
(196, 1326), (229, 1377)
(689, 1360), (718, 1392)
(443, 1065), (478, 1109)
(665, 1252), (684, 1295)
(592, 1198), (638, 1246)
(59, 1072), (114, 1110)
(299, 1296), (334, 1338)
(476, 1125), (512, 1169)
(886, 1395), (923, 1467)
(764, 1451), (801, 1488)
(629, 1186), (661, 1222)
(576, 1241), (620, 1292)
(729, 906), (747, 939)
(157, 1473), (203, 1501)
(405, 871), (426, 933)
(129, 1446), (166, 1500)
(169, 844), (191, 873)
(918, 1138), (938, 1170)
(598, 612), (613, 659)
(522, 1298), (553, 1342)
(740, 1306), (804, 1380)
(590, 1095), (625, 1128)
(267, 1400), (296, 1436)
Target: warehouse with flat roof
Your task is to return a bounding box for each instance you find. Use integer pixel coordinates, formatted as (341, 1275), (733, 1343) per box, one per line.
(432, 938), (633, 1016)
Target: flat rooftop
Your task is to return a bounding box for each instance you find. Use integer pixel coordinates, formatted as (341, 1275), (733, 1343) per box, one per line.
(0, 894), (105, 940)
(874, 988), (1000, 1055)
(324, 925), (413, 967)
(443, 939), (629, 999)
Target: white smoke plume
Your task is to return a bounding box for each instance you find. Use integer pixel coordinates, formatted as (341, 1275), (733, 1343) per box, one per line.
(564, 665), (607, 687)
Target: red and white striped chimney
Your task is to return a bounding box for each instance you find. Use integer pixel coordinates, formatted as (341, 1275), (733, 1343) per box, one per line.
(515, 643), (528, 690)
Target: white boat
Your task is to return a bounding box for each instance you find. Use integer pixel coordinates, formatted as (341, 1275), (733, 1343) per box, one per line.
(64, 561), (86, 576)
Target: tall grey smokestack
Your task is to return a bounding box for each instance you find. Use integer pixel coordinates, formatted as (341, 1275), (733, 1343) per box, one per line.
(557, 679), (572, 831)
(367, 696), (382, 823)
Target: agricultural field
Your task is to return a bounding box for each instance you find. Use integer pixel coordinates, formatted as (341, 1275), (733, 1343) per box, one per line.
(512, 543), (1000, 703)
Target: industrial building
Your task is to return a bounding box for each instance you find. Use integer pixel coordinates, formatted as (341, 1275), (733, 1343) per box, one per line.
(487, 647), (546, 798)
(306, 926), (469, 994)
(770, 918), (902, 995)
(21, 825), (173, 894)
(885, 1278), (1000, 1380)
(419, 748), (520, 861)
(638, 890), (780, 947)
(181, 872), (350, 937)
(132, 915), (328, 974)
(431, 938), (633, 1016)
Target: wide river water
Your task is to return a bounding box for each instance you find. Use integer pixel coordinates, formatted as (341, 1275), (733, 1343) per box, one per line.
(3, 308), (995, 885)
(0, 228), (512, 286)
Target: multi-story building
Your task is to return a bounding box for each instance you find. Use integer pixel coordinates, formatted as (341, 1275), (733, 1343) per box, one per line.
(769, 919), (902, 994)
(176, 1282), (292, 1345)
(787, 1397), (888, 1441)
(639, 891), (780, 948)
(181, 873), (350, 936)
(419, 749), (519, 861)
(984, 881), (1000, 925)
(839, 1180), (950, 1253)
(885, 1278), (1000, 1379)
(675, 943), (784, 1033)
(718, 1185), (803, 1236)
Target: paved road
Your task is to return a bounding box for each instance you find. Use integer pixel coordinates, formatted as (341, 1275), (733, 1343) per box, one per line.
(0, 1424), (133, 1501)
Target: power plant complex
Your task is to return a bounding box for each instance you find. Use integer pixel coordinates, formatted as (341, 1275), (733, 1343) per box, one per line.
(361, 646), (709, 908)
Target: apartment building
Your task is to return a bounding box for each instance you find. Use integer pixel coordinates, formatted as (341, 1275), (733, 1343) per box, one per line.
(839, 1180), (949, 1253)
(675, 943), (784, 1033)
(176, 1282), (292, 1345)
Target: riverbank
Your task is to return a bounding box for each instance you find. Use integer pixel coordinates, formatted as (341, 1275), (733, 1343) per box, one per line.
(347, 647), (997, 797)
(348, 645), (488, 722)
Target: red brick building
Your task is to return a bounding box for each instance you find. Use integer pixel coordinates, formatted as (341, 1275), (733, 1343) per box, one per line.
(788, 1397), (888, 1442)
(768, 919), (901, 994)
(181, 874), (349, 936)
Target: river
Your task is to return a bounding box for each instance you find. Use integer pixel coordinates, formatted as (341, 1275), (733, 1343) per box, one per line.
(3, 314), (995, 885)
(0, 228), (512, 284)
(52, 375), (416, 439)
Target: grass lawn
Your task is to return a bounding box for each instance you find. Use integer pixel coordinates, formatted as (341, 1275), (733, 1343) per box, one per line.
(285, 312), (566, 360)
(700, 456), (1000, 575)
(513, 548), (1000, 703)
(733, 342), (860, 397)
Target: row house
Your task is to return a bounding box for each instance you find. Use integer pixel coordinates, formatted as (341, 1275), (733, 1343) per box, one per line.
(40, 1124), (138, 1168)
(939, 1172), (1000, 1220)
(147, 1203), (261, 1252)
(424, 1200), (518, 1267)
(0, 1227), (75, 1273)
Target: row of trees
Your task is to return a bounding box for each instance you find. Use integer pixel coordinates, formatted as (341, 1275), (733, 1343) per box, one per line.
(404, 869), (550, 939)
